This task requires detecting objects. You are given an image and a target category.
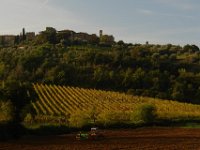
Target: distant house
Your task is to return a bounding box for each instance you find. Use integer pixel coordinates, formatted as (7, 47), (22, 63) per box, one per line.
(0, 28), (36, 46)
(74, 32), (91, 42)
(57, 30), (75, 42)
(0, 35), (15, 46)
(100, 34), (115, 46)
(57, 30), (99, 44)
(26, 32), (35, 41)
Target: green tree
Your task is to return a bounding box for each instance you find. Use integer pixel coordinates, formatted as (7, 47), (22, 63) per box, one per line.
(2, 81), (32, 122)
(36, 27), (57, 44)
(130, 104), (157, 124)
(171, 82), (185, 101)
(0, 100), (14, 122)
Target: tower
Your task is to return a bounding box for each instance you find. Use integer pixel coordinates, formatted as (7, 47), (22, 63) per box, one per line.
(22, 28), (26, 40)
(99, 30), (103, 38)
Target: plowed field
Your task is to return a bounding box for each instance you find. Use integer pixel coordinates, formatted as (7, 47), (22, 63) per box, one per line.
(1, 128), (200, 150)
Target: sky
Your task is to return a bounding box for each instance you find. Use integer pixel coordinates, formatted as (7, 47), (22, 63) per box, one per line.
(1, 0), (200, 46)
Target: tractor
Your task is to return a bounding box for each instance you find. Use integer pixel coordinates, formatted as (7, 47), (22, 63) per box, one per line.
(76, 127), (104, 140)
(76, 132), (89, 140)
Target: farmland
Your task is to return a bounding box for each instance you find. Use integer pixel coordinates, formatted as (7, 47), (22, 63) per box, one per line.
(1, 128), (200, 150)
(30, 83), (200, 126)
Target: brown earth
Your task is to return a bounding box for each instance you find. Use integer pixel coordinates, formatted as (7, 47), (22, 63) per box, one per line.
(1, 127), (200, 150)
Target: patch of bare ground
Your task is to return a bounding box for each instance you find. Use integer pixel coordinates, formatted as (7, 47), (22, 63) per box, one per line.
(1, 127), (200, 150)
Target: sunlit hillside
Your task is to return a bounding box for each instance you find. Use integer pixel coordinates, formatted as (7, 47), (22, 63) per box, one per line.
(32, 84), (200, 120)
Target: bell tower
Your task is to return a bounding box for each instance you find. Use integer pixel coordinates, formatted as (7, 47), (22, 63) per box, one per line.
(99, 30), (103, 38)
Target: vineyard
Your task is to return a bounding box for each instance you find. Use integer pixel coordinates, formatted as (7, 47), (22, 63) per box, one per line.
(31, 83), (200, 124)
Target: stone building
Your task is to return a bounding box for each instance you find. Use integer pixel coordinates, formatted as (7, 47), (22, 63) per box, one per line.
(26, 32), (35, 41)
(0, 35), (15, 46)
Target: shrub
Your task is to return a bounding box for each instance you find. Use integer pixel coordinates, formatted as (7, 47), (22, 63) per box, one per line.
(97, 110), (130, 127)
(68, 110), (90, 128)
(23, 113), (33, 123)
(131, 104), (157, 124)
(69, 107), (102, 128)
(0, 101), (15, 122)
(20, 104), (36, 121)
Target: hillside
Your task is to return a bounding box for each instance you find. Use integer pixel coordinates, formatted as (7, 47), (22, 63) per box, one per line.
(1, 28), (200, 128)
(30, 84), (200, 126)
(0, 27), (200, 105)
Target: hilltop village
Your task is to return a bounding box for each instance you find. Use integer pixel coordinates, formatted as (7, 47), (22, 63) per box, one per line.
(0, 27), (115, 47)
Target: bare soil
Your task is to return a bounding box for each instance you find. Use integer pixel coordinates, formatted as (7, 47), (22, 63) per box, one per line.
(1, 127), (200, 150)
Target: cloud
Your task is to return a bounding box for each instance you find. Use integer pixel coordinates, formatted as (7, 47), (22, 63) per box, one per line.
(43, 0), (49, 5)
(154, 0), (197, 11)
(38, 0), (50, 8)
(159, 13), (194, 19)
(136, 7), (195, 19)
(137, 9), (154, 16)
